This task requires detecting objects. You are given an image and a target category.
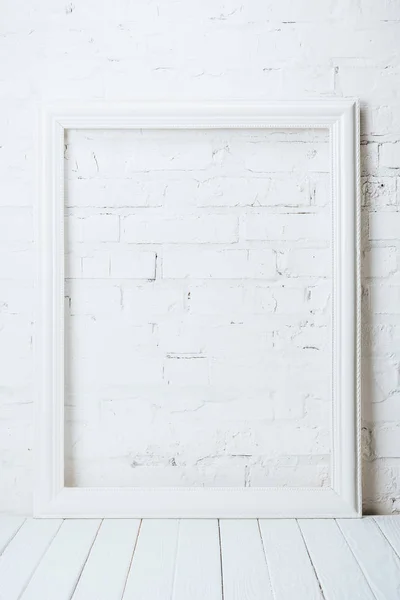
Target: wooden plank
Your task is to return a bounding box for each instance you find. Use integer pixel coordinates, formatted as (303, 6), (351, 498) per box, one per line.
(299, 519), (375, 600)
(219, 519), (274, 600)
(172, 519), (222, 600)
(338, 517), (400, 600)
(122, 519), (179, 600)
(0, 516), (25, 555)
(259, 519), (323, 600)
(374, 516), (400, 558)
(72, 519), (140, 600)
(0, 518), (62, 600)
(19, 519), (100, 600)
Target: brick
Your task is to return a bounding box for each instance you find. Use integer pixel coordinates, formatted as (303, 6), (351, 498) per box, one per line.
(250, 462), (329, 488)
(123, 283), (184, 318)
(67, 131), (211, 175)
(158, 320), (206, 354)
(0, 316), (31, 361)
(163, 249), (276, 279)
(0, 316), (32, 386)
(306, 282), (331, 313)
(188, 284), (244, 314)
(122, 214), (238, 244)
(357, 0), (400, 20)
(110, 250), (156, 279)
(361, 177), (397, 208)
(244, 140), (329, 173)
(210, 358), (272, 387)
(245, 213), (330, 242)
(83, 214), (120, 242)
(65, 252), (82, 279)
(165, 175), (321, 208)
(66, 281), (121, 315)
(67, 315), (155, 359)
(66, 178), (165, 208)
(66, 216), (84, 244)
(380, 142), (400, 170)
(67, 214), (119, 242)
(250, 285), (306, 315)
(81, 251), (110, 278)
(275, 325), (329, 352)
(0, 208), (32, 242)
(364, 396), (400, 423)
(273, 388), (306, 420)
(361, 142), (379, 177)
(363, 357), (399, 405)
(69, 349), (163, 387)
(236, 422), (329, 456)
(369, 212), (400, 240)
(126, 138), (212, 172)
(260, 0), (345, 21)
(0, 283), (33, 316)
(362, 461), (400, 514)
(363, 247), (397, 278)
(279, 66), (334, 97)
(67, 460), (245, 488)
(374, 426), (400, 459)
(0, 179), (30, 208)
(336, 67), (400, 104)
(279, 248), (331, 278)
(369, 285), (400, 314)
(0, 417), (32, 454)
(366, 325), (400, 357)
(365, 105), (398, 137)
(311, 173), (331, 207)
(296, 25), (400, 64)
(206, 323), (274, 357)
(0, 250), (33, 280)
(163, 357), (209, 385)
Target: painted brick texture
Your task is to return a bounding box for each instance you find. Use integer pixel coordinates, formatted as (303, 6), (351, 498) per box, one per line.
(0, 0), (399, 513)
(64, 127), (332, 490)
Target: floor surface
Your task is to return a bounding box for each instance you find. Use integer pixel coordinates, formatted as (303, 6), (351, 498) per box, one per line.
(0, 515), (399, 599)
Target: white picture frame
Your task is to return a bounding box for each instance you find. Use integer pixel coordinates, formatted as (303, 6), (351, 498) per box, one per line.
(36, 100), (361, 518)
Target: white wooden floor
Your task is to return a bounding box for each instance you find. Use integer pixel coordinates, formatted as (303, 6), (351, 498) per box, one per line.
(0, 516), (400, 599)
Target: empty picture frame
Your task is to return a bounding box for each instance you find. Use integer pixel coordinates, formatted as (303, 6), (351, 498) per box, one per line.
(36, 100), (361, 518)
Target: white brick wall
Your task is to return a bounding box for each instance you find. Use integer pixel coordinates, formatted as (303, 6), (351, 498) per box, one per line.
(122, 214), (239, 244)
(1, 0), (399, 513)
(64, 127), (332, 491)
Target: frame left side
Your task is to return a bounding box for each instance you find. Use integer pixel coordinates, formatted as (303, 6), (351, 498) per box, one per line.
(36, 111), (65, 515)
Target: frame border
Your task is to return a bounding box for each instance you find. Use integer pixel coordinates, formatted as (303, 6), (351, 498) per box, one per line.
(35, 100), (361, 518)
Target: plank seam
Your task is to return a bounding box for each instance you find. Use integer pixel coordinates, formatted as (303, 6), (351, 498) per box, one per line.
(0, 518), (26, 558)
(68, 519), (103, 600)
(169, 519), (181, 600)
(372, 518), (400, 561)
(16, 519), (64, 600)
(217, 520), (224, 600)
(295, 520), (326, 600)
(257, 519), (276, 600)
(120, 518), (142, 600)
(335, 520), (379, 600)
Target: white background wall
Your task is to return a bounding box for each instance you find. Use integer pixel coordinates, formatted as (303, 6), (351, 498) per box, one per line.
(0, 0), (399, 514)
(64, 128), (332, 490)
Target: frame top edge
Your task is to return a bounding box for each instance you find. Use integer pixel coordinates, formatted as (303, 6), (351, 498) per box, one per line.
(42, 98), (359, 121)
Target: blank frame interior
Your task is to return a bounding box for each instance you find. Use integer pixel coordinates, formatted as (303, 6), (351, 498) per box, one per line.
(64, 127), (332, 489)
(36, 101), (361, 518)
